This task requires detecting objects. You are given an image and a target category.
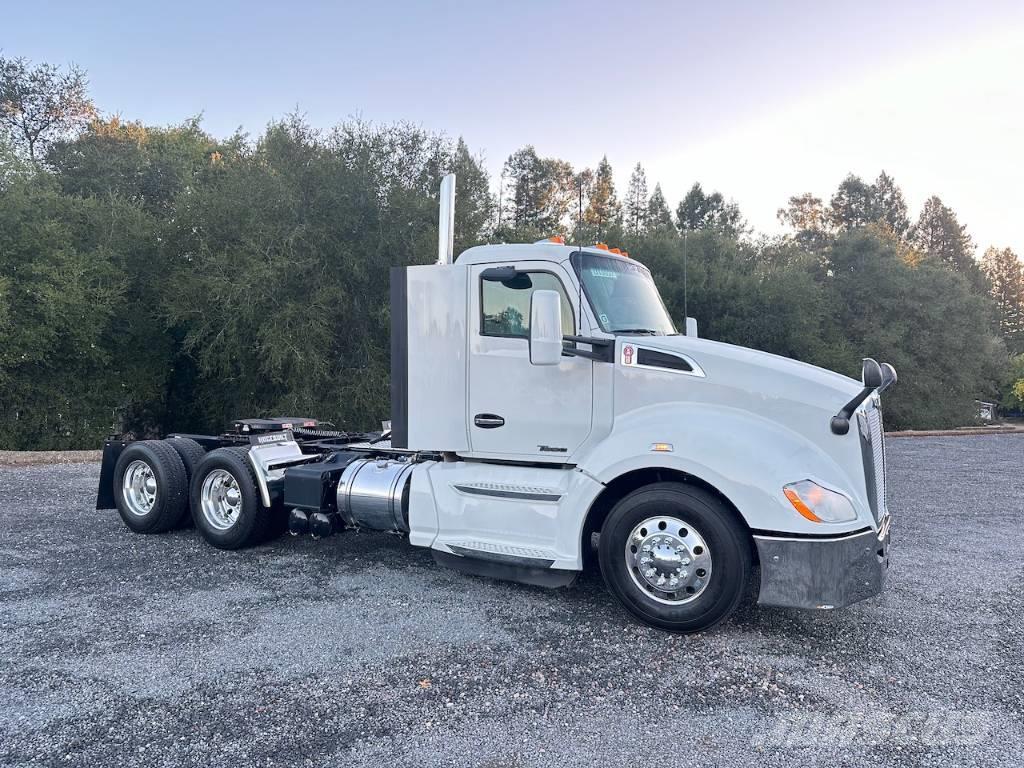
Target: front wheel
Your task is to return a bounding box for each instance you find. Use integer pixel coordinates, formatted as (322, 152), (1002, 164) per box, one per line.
(598, 482), (752, 633)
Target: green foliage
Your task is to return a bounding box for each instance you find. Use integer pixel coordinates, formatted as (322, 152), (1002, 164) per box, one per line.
(821, 232), (1004, 428)
(827, 172), (910, 237)
(0, 56), (96, 164)
(498, 146), (574, 239)
(1, 112), (495, 446)
(639, 229), (843, 370)
(158, 119), (494, 433)
(0, 172), (165, 448)
(778, 192), (831, 250)
(675, 183), (743, 234)
(583, 156), (621, 241)
(1000, 354), (1024, 413)
(646, 184), (674, 233)
(981, 246), (1024, 354)
(870, 171), (911, 238)
(911, 196), (979, 278)
(623, 163), (649, 236)
(828, 174), (874, 230)
(46, 116), (226, 214)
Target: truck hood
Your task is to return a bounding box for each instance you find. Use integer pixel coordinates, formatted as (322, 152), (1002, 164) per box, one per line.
(626, 334), (862, 413)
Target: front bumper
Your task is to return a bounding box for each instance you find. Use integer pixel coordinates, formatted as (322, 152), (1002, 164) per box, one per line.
(754, 515), (890, 610)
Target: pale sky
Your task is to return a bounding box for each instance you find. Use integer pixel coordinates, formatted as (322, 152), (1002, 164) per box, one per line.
(7, 0), (1024, 252)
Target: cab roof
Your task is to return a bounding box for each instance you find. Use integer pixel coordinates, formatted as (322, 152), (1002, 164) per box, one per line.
(455, 242), (637, 267)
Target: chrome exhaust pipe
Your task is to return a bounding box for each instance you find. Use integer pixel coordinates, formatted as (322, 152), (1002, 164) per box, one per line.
(436, 173), (456, 265)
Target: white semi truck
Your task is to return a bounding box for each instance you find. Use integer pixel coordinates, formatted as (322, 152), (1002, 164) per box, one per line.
(97, 175), (895, 633)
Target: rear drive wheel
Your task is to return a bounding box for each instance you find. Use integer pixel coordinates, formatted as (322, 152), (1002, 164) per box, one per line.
(165, 438), (206, 527)
(190, 447), (270, 550)
(598, 482), (752, 634)
(112, 440), (189, 534)
(167, 438), (206, 482)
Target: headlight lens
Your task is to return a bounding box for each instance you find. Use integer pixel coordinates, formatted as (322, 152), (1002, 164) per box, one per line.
(783, 480), (858, 523)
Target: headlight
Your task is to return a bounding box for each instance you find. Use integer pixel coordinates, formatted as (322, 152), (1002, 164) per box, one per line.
(783, 480), (857, 523)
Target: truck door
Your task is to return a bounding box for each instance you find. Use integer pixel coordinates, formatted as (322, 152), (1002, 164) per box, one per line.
(467, 261), (593, 461)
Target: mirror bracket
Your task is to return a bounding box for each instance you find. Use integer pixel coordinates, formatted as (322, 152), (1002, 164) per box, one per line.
(561, 335), (614, 363)
(830, 358), (896, 435)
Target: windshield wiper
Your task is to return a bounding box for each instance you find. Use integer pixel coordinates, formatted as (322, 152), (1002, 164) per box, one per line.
(610, 328), (659, 335)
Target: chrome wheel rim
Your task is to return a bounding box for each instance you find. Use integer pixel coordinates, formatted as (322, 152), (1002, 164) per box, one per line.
(625, 515), (713, 604)
(200, 469), (242, 531)
(122, 460), (158, 516)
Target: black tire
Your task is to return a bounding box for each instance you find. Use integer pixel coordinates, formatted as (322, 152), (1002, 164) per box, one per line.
(165, 438), (206, 527)
(167, 438), (206, 481)
(598, 482), (752, 634)
(112, 440), (189, 534)
(190, 447), (271, 550)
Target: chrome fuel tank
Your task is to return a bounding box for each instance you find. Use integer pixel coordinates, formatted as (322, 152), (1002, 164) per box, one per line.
(336, 458), (413, 532)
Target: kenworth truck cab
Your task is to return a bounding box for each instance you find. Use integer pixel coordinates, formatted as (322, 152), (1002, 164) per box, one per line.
(97, 175), (895, 633)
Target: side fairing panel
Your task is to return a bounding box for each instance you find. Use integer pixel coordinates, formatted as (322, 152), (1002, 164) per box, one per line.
(411, 461), (604, 570)
(408, 461), (440, 548)
(401, 265), (470, 452)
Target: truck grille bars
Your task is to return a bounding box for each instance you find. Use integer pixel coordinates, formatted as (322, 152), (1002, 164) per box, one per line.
(858, 403), (887, 522)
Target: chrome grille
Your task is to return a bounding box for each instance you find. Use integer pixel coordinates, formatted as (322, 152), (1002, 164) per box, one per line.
(859, 403), (887, 521)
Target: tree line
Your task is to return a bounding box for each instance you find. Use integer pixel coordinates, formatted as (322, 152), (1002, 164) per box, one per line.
(1, 56), (1023, 449)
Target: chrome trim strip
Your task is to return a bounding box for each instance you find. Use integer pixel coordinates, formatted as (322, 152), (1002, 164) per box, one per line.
(453, 484), (562, 502)
(636, 358), (706, 378)
(751, 526), (873, 542)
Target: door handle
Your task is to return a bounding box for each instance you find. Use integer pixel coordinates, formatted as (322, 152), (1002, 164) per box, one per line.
(474, 413), (505, 428)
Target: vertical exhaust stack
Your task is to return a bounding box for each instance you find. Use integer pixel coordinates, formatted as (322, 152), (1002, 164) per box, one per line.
(436, 173), (456, 265)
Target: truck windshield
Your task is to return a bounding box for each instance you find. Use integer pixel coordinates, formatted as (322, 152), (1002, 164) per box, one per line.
(572, 252), (677, 335)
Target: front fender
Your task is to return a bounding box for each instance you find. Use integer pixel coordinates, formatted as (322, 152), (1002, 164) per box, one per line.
(577, 403), (870, 535)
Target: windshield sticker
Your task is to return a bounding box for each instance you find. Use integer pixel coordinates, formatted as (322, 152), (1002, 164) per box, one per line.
(599, 313), (610, 326)
(588, 269), (620, 279)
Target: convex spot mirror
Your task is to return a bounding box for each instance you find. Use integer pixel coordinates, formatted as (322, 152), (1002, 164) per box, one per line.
(878, 362), (898, 393)
(861, 358), (883, 389)
(529, 290), (563, 366)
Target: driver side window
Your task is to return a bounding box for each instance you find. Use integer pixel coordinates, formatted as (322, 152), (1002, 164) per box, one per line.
(481, 271), (575, 338)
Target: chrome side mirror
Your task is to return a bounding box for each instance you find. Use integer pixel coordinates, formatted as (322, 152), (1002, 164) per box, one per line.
(529, 290), (563, 366)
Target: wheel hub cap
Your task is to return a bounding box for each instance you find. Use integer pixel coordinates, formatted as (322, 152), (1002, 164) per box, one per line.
(625, 515), (713, 604)
(122, 460), (157, 517)
(200, 469), (242, 531)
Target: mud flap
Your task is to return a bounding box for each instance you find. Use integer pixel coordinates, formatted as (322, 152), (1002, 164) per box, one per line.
(95, 440), (128, 510)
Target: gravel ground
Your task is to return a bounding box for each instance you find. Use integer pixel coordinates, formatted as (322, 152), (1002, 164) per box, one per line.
(1, 436), (1021, 767)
